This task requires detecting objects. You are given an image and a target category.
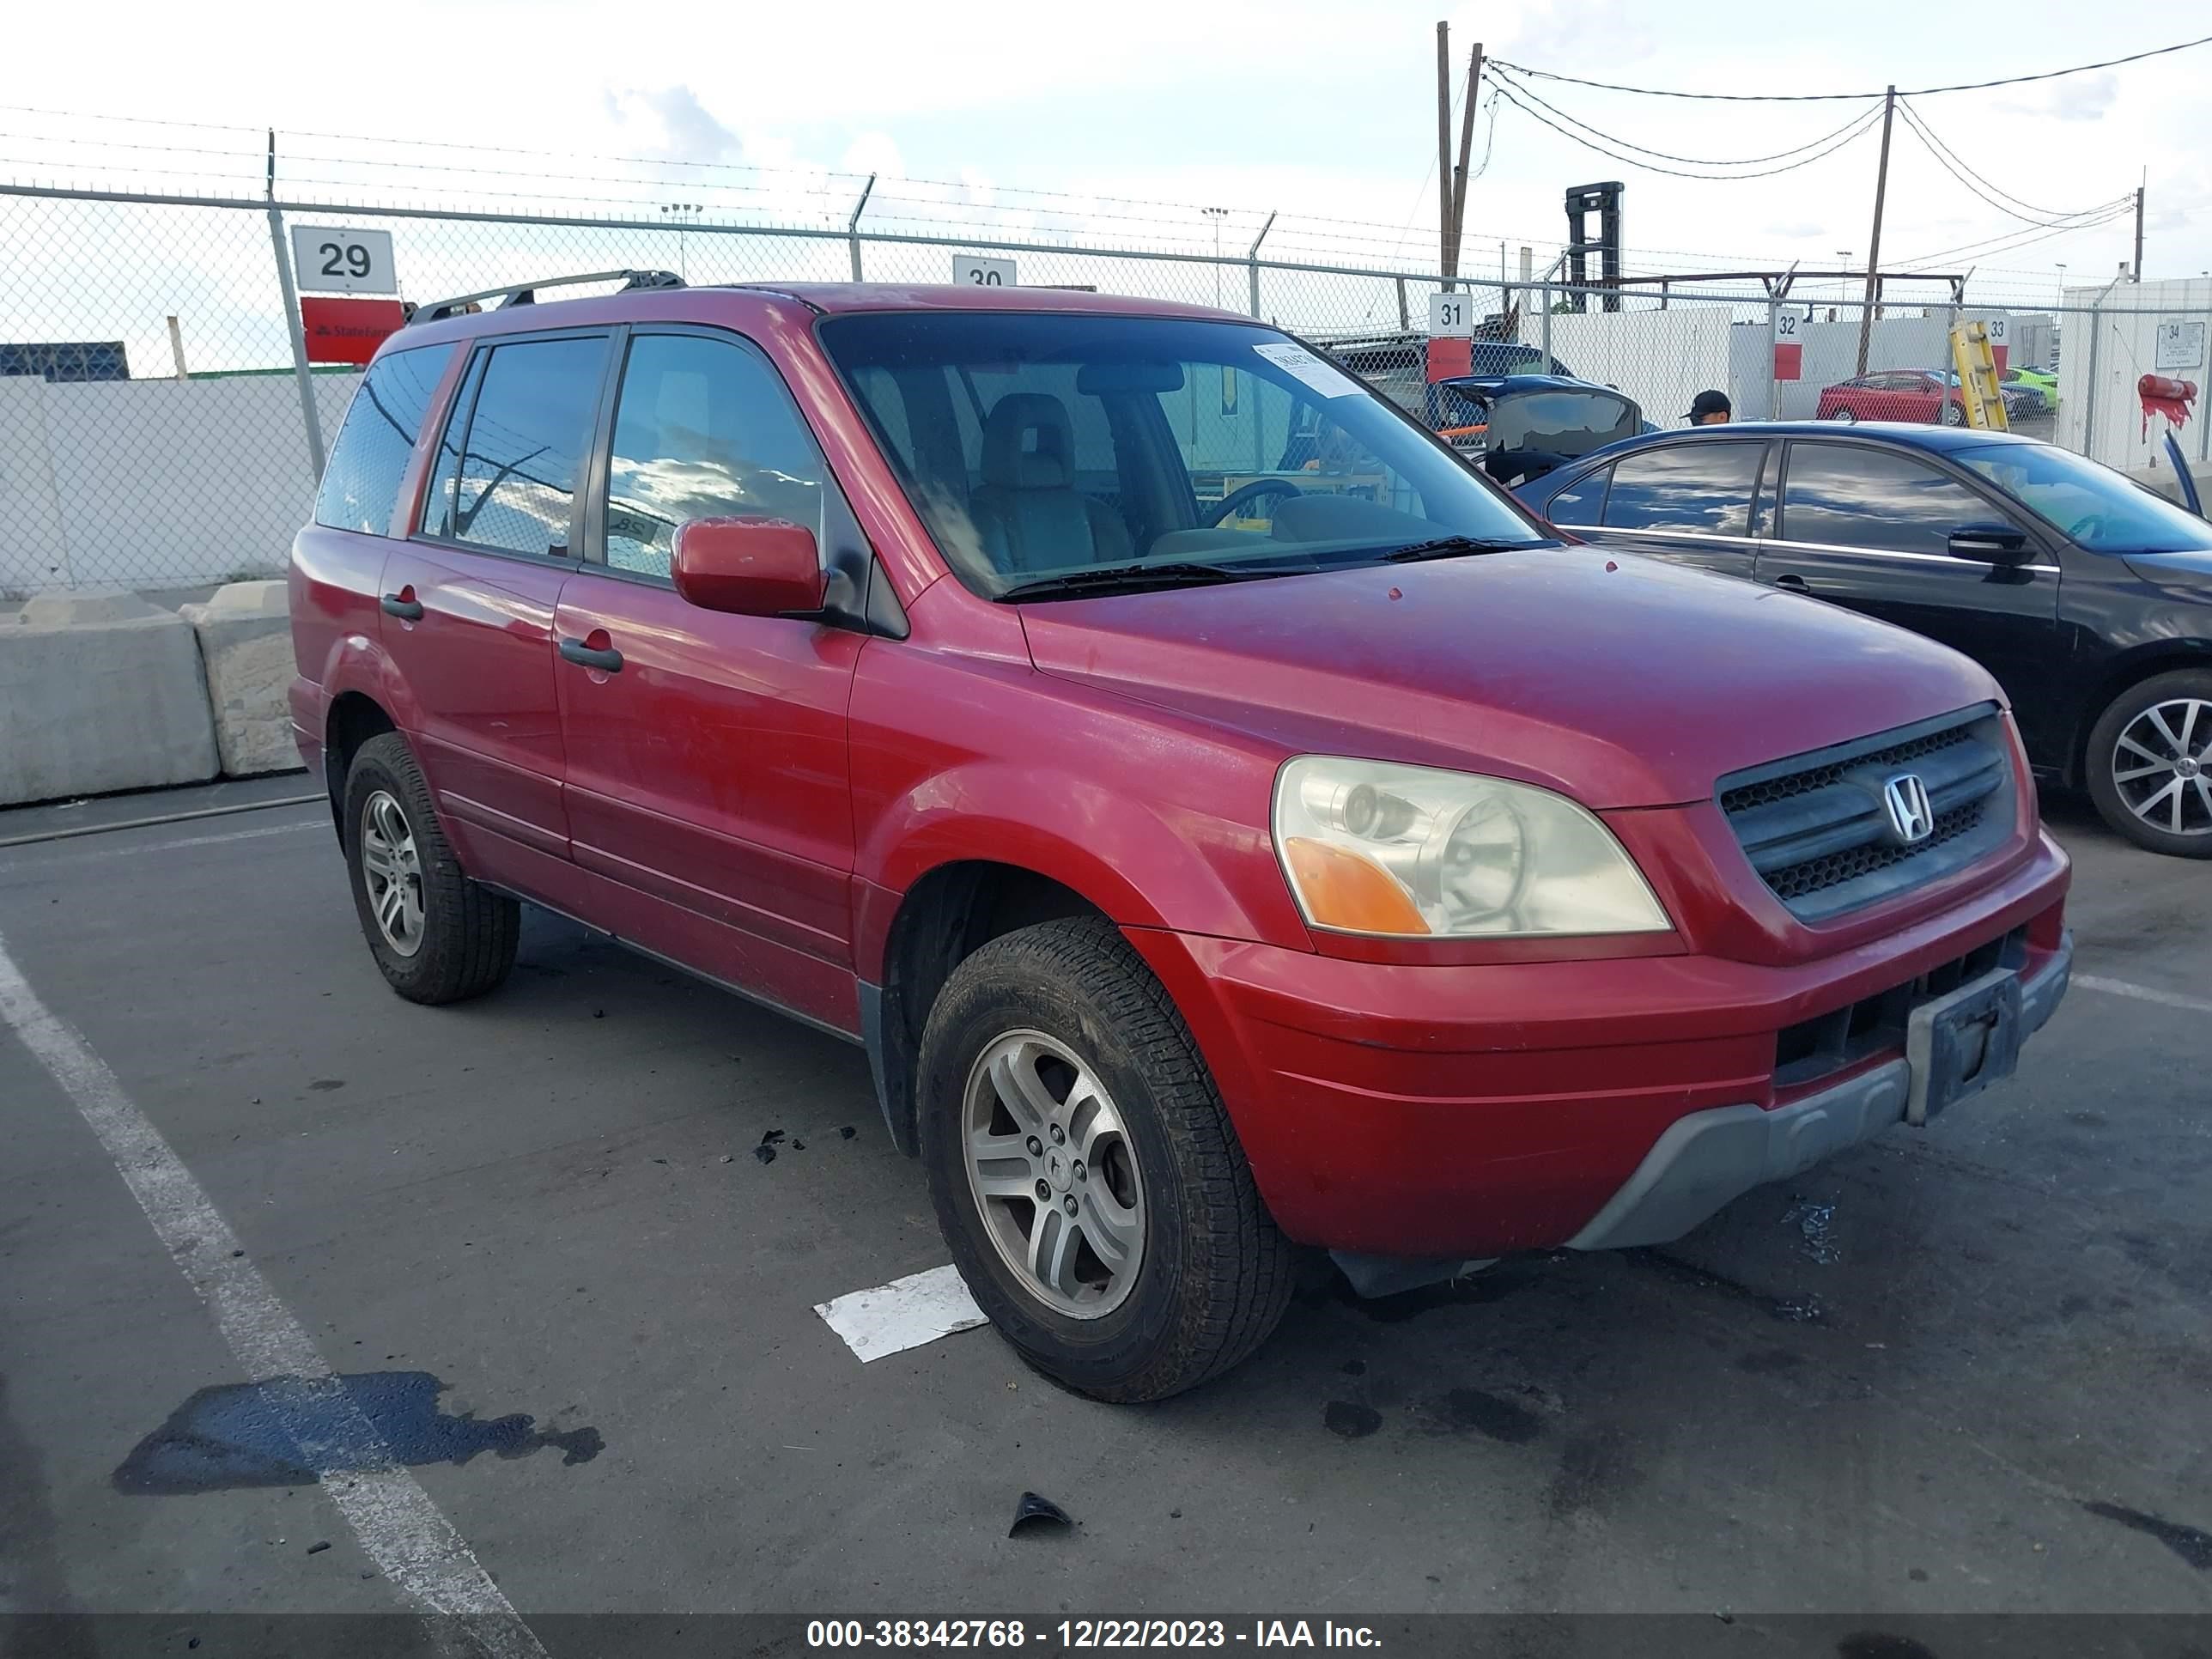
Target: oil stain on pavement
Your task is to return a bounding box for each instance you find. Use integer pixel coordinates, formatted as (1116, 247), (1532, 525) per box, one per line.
(113, 1371), (602, 1494)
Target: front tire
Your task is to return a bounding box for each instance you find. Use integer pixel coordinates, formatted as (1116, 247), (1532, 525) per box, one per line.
(1826, 406), (1856, 423)
(2084, 671), (2212, 856)
(917, 918), (1292, 1401)
(1942, 399), (1966, 427)
(342, 732), (520, 1000)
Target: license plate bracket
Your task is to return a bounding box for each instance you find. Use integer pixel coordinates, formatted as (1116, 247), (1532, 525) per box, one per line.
(1906, 966), (2025, 1126)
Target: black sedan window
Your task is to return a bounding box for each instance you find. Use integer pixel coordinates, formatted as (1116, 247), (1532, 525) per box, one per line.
(1541, 468), (1609, 526)
(1781, 443), (1999, 556)
(1956, 442), (2212, 553)
(1601, 441), (1764, 536)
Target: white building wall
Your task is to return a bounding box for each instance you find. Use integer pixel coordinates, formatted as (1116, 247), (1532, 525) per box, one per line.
(2057, 277), (2212, 473)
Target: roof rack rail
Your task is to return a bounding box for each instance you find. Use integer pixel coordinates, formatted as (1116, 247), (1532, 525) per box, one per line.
(409, 269), (684, 324)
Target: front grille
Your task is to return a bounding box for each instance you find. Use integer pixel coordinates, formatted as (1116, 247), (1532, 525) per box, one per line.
(1718, 705), (2015, 921)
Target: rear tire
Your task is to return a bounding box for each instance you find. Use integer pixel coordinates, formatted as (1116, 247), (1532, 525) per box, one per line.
(341, 732), (520, 1001)
(2084, 670), (2212, 857)
(917, 917), (1292, 1401)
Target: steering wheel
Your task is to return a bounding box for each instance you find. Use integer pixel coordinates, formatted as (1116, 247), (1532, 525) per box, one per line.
(2069, 513), (2110, 544)
(1204, 477), (1305, 527)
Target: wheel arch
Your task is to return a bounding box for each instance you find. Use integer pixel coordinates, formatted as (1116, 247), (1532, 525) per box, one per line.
(861, 860), (1112, 1157)
(322, 691), (398, 842)
(2064, 641), (2212, 787)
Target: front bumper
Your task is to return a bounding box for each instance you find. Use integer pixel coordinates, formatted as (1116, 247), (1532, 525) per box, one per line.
(1127, 829), (2070, 1261)
(1565, 932), (2069, 1251)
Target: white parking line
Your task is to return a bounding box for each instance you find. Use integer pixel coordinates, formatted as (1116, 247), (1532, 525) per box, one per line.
(2075, 974), (2212, 1016)
(3, 819), (321, 866)
(816, 1263), (988, 1363)
(0, 927), (546, 1659)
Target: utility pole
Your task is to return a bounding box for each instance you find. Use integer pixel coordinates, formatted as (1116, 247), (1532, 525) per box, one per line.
(1854, 85), (1896, 375)
(1448, 42), (1485, 283)
(1437, 21), (1455, 283)
(2132, 179), (2144, 282)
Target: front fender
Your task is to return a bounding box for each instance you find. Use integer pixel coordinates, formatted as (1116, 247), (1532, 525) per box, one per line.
(852, 758), (1310, 981)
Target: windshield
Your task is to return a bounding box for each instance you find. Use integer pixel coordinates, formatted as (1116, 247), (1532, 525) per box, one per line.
(1954, 442), (2212, 553)
(820, 313), (1550, 599)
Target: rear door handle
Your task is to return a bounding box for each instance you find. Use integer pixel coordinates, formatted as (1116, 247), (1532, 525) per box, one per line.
(380, 592), (423, 621)
(558, 636), (624, 673)
(1772, 573), (1809, 592)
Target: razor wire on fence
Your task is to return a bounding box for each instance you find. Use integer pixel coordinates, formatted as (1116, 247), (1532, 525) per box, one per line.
(2, 181), (2206, 596)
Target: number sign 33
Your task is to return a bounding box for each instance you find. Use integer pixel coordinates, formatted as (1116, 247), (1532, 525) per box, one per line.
(289, 226), (398, 295)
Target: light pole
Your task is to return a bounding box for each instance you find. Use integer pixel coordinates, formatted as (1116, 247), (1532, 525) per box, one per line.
(1836, 251), (1855, 311)
(2055, 263), (2067, 307)
(1204, 207), (1229, 307)
(659, 202), (702, 279)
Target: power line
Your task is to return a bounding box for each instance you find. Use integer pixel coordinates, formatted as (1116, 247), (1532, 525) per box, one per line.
(1893, 100), (2130, 227)
(1490, 31), (2212, 102)
(1486, 64), (1884, 167)
(1892, 203), (2136, 270)
(1486, 77), (1881, 179)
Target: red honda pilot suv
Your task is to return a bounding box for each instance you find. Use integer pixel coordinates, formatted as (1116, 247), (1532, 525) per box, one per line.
(289, 273), (2072, 1401)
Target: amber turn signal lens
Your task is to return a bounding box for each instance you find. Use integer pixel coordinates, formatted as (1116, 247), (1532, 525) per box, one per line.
(1281, 837), (1430, 936)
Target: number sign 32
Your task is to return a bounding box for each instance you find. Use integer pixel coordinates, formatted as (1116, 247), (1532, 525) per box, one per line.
(290, 226), (397, 295)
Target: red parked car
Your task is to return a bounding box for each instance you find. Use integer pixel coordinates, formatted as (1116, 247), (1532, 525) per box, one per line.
(1816, 368), (1966, 426)
(290, 274), (2072, 1400)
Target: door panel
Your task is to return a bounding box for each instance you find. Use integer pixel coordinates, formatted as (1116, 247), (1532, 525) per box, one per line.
(553, 327), (868, 1034)
(1757, 440), (2063, 748)
(378, 332), (609, 865)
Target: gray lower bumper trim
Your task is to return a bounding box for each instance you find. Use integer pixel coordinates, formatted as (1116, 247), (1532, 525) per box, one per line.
(1566, 931), (2071, 1254)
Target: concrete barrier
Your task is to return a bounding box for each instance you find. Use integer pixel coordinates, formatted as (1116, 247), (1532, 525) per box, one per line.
(180, 580), (304, 778)
(1, 590), (220, 805)
(2124, 453), (2212, 512)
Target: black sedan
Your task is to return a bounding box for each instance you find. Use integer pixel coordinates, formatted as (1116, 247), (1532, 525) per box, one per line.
(1517, 422), (2212, 856)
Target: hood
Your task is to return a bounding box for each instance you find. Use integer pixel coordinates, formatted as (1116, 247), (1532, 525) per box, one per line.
(2124, 550), (2212, 583)
(1019, 549), (2002, 809)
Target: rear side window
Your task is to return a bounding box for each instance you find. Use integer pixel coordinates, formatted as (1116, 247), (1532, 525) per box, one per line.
(422, 335), (607, 557)
(1541, 469), (1608, 526)
(1601, 442), (1764, 536)
(601, 332), (842, 579)
(312, 344), (456, 535)
(1782, 442), (1995, 556)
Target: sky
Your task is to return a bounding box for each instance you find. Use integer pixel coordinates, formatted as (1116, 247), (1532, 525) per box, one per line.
(3, 0), (2207, 315)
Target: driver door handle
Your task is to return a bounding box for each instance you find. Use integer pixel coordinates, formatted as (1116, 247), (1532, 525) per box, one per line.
(558, 636), (624, 673)
(1772, 573), (1809, 592)
(380, 592), (423, 621)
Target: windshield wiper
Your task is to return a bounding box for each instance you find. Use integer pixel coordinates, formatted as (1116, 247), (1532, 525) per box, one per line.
(994, 562), (1281, 602)
(1381, 535), (1548, 563)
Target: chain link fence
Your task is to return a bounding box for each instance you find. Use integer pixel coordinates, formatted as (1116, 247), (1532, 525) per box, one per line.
(3, 182), (2206, 596)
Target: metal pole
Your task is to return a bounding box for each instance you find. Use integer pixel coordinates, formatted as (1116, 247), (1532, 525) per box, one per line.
(2081, 306), (2101, 462)
(1395, 276), (1409, 331)
(2201, 285), (2211, 462)
(165, 315), (189, 380)
(848, 173), (875, 283)
(1768, 296), (1780, 422)
(1246, 210), (1274, 319)
(1540, 280), (1553, 367)
(1436, 21), (1454, 281)
(2132, 184), (2144, 283)
(1448, 42), (1484, 279)
(264, 131), (325, 483)
(1855, 86), (1895, 376)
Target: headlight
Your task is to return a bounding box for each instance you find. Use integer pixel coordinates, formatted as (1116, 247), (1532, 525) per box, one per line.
(1272, 756), (1671, 939)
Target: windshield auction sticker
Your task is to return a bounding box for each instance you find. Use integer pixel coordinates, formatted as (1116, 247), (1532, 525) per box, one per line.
(1252, 342), (1364, 399)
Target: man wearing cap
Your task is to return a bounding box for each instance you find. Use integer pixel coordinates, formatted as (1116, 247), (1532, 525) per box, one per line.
(1686, 390), (1731, 425)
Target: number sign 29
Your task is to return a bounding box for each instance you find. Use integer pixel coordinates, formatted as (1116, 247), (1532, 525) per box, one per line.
(289, 226), (397, 295)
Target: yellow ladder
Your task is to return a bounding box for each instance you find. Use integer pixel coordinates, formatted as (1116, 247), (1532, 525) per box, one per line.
(1948, 321), (2010, 431)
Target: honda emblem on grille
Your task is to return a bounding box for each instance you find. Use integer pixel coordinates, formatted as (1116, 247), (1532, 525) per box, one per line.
(1881, 773), (1936, 845)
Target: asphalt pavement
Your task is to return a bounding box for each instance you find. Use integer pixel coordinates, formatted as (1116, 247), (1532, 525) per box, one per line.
(0, 778), (2206, 1632)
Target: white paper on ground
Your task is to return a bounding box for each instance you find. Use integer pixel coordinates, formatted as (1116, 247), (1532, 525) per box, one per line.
(815, 1262), (988, 1362)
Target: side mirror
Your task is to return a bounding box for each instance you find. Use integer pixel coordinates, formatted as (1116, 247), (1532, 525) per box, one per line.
(672, 517), (826, 617)
(1947, 523), (2030, 562)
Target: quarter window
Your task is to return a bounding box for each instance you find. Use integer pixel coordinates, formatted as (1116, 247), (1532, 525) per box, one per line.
(312, 343), (455, 535)
(1541, 469), (1608, 527)
(1601, 442), (1764, 537)
(601, 333), (844, 580)
(422, 336), (606, 557)
(1782, 443), (1999, 556)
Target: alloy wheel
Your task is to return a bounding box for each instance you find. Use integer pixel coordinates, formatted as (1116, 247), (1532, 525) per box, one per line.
(2112, 698), (2212, 837)
(961, 1029), (1146, 1319)
(358, 788), (427, 956)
